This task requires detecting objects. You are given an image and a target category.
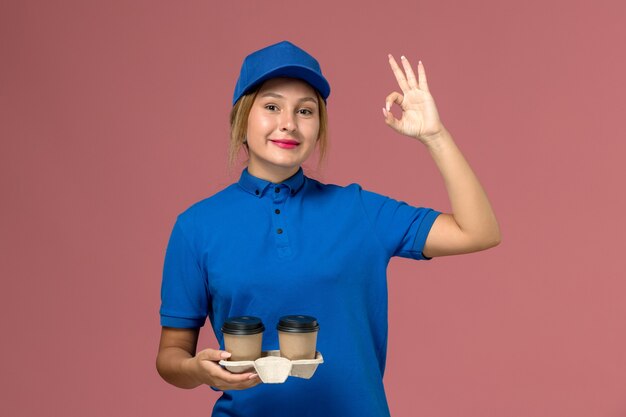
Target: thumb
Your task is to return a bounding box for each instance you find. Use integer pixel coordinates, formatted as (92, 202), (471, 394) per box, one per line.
(199, 348), (232, 362)
(382, 107), (402, 132)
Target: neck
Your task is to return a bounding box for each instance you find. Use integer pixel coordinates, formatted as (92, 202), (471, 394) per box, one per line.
(247, 164), (299, 184)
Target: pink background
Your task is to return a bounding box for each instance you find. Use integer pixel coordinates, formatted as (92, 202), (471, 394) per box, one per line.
(2, 0), (625, 416)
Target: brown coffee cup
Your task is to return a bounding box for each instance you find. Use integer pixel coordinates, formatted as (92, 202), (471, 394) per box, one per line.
(277, 315), (319, 360)
(221, 316), (265, 361)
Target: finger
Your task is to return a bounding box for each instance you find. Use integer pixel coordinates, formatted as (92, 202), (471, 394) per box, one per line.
(417, 60), (430, 92)
(400, 56), (419, 89)
(221, 371), (258, 384)
(219, 372), (261, 388)
(385, 91), (403, 111)
(220, 374), (262, 391)
(388, 54), (410, 93)
(247, 378), (262, 389)
(242, 374), (262, 388)
(197, 351), (257, 384)
(206, 362), (258, 384)
(235, 373), (261, 386)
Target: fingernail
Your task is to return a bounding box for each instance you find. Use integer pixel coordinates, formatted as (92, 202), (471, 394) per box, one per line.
(382, 108), (386, 117)
(221, 351), (231, 359)
(248, 373), (258, 379)
(419, 60), (423, 65)
(386, 103), (391, 112)
(401, 55), (406, 60)
(388, 54), (392, 59)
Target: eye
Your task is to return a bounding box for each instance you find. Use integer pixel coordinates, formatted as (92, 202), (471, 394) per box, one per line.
(298, 108), (314, 116)
(265, 104), (278, 111)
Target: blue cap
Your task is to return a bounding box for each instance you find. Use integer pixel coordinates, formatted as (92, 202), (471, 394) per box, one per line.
(232, 40), (331, 106)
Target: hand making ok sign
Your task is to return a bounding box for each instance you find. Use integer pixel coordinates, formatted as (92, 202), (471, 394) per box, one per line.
(383, 55), (445, 144)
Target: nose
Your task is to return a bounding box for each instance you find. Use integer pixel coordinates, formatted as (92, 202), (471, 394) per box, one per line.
(279, 111), (296, 132)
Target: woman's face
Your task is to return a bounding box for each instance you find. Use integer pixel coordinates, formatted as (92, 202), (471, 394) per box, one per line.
(246, 77), (320, 182)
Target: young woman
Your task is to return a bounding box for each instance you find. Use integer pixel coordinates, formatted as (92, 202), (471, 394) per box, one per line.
(156, 40), (500, 417)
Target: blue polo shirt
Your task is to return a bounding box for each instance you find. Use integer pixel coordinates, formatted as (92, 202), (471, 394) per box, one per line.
(160, 167), (440, 417)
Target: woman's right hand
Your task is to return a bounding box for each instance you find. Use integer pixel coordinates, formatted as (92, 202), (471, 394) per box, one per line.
(157, 327), (261, 390)
(185, 348), (261, 390)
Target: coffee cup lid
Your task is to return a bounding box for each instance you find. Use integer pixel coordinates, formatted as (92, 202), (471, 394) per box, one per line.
(221, 316), (265, 335)
(277, 315), (320, 333)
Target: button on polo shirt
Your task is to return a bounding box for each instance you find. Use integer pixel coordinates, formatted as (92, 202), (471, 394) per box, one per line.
(236, 167), (306, 259)
(160, 167), (440, 417)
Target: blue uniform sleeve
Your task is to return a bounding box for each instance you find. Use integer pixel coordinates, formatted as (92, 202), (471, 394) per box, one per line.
(160, 217), (209, 328)
(357, 185), (441, 260)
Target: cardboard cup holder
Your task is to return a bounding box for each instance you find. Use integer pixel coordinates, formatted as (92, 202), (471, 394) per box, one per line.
(219, 350), (324, 383)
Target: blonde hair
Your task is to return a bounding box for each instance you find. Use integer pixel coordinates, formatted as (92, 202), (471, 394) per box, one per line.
(228, 86), (329, 170)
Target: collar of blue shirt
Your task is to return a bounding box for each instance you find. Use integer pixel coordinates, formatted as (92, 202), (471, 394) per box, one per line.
(238, 167), (306, 198)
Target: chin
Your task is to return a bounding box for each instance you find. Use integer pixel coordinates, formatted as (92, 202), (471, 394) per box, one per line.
(267, 155), (304, 167)
(272, 161), (302, 170)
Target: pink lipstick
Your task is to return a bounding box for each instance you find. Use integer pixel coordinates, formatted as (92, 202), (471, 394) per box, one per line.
(270, 139), (299, 149)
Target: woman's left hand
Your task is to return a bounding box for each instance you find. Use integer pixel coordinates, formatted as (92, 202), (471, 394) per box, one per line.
(383, 55), (444, 145)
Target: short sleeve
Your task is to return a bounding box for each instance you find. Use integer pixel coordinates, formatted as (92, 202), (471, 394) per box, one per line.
(357, 186), (441, 260)
(159, 218), (209, 328)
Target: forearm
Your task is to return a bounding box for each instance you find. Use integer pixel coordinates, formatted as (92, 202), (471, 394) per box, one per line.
(156, 346), (200, 389)
(425, 127), (501, 246)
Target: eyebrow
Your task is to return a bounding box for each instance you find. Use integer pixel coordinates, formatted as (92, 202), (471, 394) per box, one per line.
(260, 92), (318, 105)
